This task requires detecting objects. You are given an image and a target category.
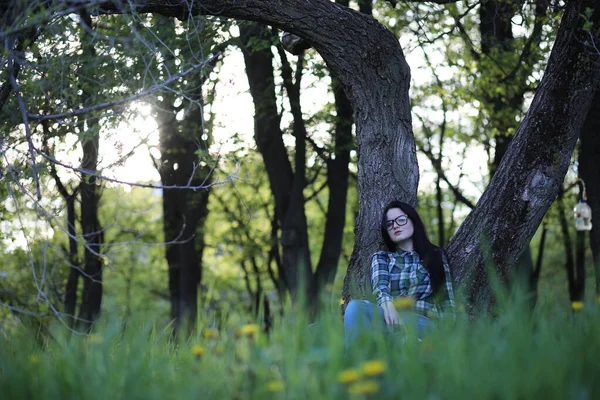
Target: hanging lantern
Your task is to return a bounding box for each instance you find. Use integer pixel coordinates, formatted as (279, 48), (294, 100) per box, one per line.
(574, 199), (592, 231)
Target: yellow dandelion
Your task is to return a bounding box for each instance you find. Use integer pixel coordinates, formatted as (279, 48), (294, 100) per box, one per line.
(191, 345), (205, 358)
(202, 327), (219, 339)
(28, 354), (41, 365)
(571, 301), (584, 311)
(240, 323), (260, 338)
(215, 344), (226, 355)
(88, 334), (103, 344)
(265, 380), (285, 392)
(337, 368), (361, 384)
(362, 360), (387, 376)
(348, 380), (380, 395)
(339, 298), (345, 306)
(421, 338), (433, 353)
(393, 296), (415, 310)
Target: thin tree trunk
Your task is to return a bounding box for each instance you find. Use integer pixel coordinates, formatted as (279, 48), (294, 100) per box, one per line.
(45, 141), (80, 327)
(579, 87), (600, 297)
(313, 75), (353, 292)
(529, 221), (547, 307)
(63, 194), (80, 326)
(239, 22), (312, 299)
(77, 14), (103, 330)
(436, 174), (445, 247)
(557, 189), (580, 301)
(156, 76), (211, 329)
(77, 129), (103, 329)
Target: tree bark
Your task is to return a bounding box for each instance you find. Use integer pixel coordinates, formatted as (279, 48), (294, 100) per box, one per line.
(77, 126), (103, 329)
(446, 0), (600, 311)
(55, 0), (599, 309)
(77, 14), (103, 329)
(557, 190), (577, 299)
(46, 141), (80, 328)
(579, 87), (600, 297)
(239, 23), (304, 296)
(276, 44), (315, 301)
(479, 0), (542, 297)
(313, 75), (353, 292)
(156, 73), (211, 329)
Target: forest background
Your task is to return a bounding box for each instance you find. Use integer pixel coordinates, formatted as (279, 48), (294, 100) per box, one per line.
(0, 0), (599, 338)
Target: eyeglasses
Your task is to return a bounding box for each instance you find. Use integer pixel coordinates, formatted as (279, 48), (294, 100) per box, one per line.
(386, 215), (409, 230)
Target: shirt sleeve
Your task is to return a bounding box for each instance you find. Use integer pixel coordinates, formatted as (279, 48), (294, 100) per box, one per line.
(371, 252), (393, 306)
(440, 251), (456, 314)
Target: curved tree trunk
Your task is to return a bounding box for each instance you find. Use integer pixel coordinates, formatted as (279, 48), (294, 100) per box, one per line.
(95, 0), (415, 304)
(42, 0), (600, 310)
(446, 0), (600, 311)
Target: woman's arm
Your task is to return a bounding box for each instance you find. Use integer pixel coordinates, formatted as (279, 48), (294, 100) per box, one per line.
(371, 252), (392, 306)
(371, 253), (400, 326)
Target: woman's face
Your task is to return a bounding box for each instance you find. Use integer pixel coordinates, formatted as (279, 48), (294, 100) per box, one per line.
(386, 207), (414, 248)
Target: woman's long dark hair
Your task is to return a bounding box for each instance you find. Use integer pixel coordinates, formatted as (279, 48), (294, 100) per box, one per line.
(380, 201), (446, 294)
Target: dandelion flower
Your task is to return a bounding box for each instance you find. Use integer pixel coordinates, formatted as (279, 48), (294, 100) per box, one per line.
(362, 360), (386, 376)
(28, 354), (41, 365)
(88, 334), (103, 344)
(348, 380), (380, 395)
(393, 296), (415, 310)
(240, 323), (260, 338)
(265, 380), (285, 392)
(339, 298), (345, 306)
(421, 338), (433, 353)
(337, 369), (361, 384)
(191, 345), (205, 358)
(571, 301), (584, 311)
(202, 328), (219, 339)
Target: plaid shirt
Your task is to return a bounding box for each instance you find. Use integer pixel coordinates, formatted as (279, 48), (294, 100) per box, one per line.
(371, 249), (455, 317)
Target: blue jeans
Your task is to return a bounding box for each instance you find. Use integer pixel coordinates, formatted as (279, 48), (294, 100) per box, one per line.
(343, 300), (432, 348)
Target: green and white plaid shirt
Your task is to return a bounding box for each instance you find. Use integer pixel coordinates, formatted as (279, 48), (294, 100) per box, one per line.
(371, 249), (455, 317)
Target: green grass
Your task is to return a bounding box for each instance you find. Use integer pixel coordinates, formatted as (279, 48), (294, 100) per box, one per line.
(1, 297), (598, 399)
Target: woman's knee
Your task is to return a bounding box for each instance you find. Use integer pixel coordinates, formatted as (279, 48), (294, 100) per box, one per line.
(344, 300), (369, 325)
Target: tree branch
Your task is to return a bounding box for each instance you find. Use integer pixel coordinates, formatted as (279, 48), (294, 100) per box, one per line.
(28, 53), (221, 121)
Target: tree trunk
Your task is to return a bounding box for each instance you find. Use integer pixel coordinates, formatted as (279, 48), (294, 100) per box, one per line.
(480, 0), (541, 298)
(447, 0), (600, 311)
(71, 0), (600, 308)
(77, 14), (103, 329)
(579, 87), (600, 297)
(77, 128), (103, 329)
(276, 46), (315, 302)
(239, 23), (302, 296)
(156, 77), (211, 329)
(313, 75), (353, 292)
(63, 193), (80, 327)
(240, 23), (321, 302)
(46, 147), (80, 328)
(557, 189), (577, 299)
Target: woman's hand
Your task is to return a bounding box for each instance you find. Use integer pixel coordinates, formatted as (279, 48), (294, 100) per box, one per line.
(381, 300), (401, 326)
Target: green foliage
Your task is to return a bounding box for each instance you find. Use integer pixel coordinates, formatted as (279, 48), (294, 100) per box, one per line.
(1, 295), (599, 399)
(582, 7), (595, 32)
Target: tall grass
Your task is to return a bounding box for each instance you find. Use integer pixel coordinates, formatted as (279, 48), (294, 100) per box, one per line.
(0, 295), (598, 399)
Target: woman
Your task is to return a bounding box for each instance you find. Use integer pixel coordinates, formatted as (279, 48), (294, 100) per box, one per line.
(344, 200), (455, 347)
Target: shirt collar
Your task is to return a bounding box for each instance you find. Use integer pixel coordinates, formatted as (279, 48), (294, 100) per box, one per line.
(396, 248), (417, 257)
